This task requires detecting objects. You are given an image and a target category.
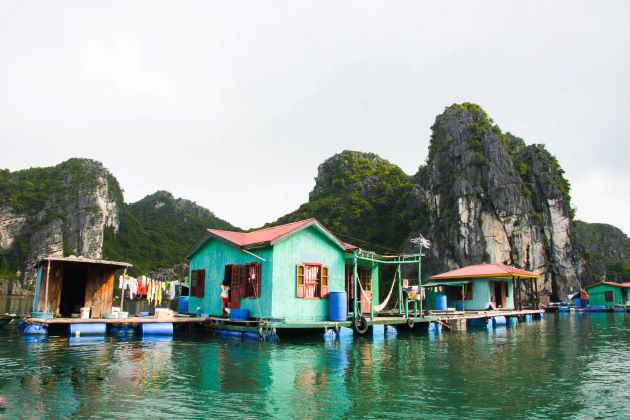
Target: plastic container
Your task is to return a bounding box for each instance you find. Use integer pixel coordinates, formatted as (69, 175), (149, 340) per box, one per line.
(178, 296), (190, 314)
(103, 313), (118, 319)
(117, 312), (129, 319)
(80, 307), (90, 320)
(69, 323), (106, 336)
(455, 303), (463, 312)
(435, 294), (447, 311)
(229, 309), (250, 321)
(328, 291), (348, 321)
(140, 323), (173, 335)
(492, 316), (507, 327)
(31, 312), (53, 319)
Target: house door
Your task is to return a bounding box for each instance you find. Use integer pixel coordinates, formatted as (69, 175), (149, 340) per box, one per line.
(493, 282), (506, 308)
(345, 265), (354, 313)
(59, 266), (87, 317)
(229, 265), (245, 310)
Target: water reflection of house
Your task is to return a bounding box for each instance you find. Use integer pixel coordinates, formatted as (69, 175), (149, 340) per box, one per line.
(425, 264), (542, 311)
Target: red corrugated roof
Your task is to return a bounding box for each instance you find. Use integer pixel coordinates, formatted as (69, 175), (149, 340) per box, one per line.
(430, 263), (541, 280)
(207, 219), (316, 247)
(199, 218), (353, 252)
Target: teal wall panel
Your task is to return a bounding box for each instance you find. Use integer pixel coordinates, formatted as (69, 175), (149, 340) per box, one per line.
(587, 284), (629, 306)
(271, 227), (346, 321)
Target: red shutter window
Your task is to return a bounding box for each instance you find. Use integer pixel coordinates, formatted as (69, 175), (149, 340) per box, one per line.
(465, 284), (473, 300)
(196, 269), (205, 298)
(320, 266), (329, 298)
(605, 291), (613, 302)
(296, 265), (305, 298)
(190, 270), (197, 297)
(246, 263), (261, 298)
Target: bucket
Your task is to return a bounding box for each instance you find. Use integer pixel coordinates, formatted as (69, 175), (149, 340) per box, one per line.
(178, 296), (190, 314)
(455, 303), (463, 312)
(328, 291), (348, 321)
(80, 307), (90, 320)
(435, 294), (447, 311)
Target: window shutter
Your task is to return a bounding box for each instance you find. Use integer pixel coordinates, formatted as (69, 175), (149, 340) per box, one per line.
(296, 264), (305, 298)
(239, 265), (247, 297)
(190, 270), (197, 297)
(320, 266), (329, 298)
(197, 269), (205, 298)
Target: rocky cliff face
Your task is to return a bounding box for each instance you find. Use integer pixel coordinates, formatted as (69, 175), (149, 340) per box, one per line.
(0, 159), (121, 284)
(574, 221), (630, 281)
(411, 104), (591, 300)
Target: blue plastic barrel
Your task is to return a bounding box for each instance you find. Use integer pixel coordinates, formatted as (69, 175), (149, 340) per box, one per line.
(523, 314), (533, 323)
(328, 291), (348, 321)
(178, 296), (190, 314)
(69, 323), (107, 336)
(140, 323), (173, 335)
(574, 298), (581, 307)
(493, 316), (507, 327)
(581, 299), (588, 308)
(435, 294), (447, 310)
(229, 309), (249, 321)
(455, 303), (463, 312)
(243, 332), (259, 341)
(507, 317), (518, 328)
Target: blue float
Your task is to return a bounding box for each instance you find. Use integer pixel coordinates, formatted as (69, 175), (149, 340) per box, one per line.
(140, 323), (173, 335)
(69, 323), (107, 336)
(492, 316), (507, 327)
(523, 314), (533, 323)
(24, 324), (47, 335)
(535, 313), (545, 320)
(435, 294), (447, 310)
(225, 330), (243, 338)
(385, 326), (398, 337)
(243, 331), (260, 341)
(507, 317), (518, 328)
(323, 329), (337, 342)
(328, 291), (348, 321)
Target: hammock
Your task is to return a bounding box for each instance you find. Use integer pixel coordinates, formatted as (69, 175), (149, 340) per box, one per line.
(357, 272), (398, 312)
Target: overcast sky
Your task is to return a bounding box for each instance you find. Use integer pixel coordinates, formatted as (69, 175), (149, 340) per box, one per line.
(1, 1), (629, 235)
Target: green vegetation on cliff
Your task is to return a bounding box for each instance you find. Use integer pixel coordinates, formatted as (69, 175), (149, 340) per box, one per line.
(270, 151), (423, 252)
(103, 191), (237, 274)
(575, 221), (630, 281)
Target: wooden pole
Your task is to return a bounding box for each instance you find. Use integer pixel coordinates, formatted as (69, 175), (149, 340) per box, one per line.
(44, 260), (51, 314)
(120, 267), (127, 312)
(418, 256), (423, 316)
(353, 251), (359, 317)
(397, 264), (403, 316)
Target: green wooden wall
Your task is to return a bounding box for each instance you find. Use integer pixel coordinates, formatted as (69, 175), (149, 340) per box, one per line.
(587, 284), (630, 307)
(188, 239), (273, 317)
(270, 227), (346, 321)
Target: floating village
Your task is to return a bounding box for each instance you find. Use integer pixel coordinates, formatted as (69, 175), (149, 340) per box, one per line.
(2, 218), (628, 342)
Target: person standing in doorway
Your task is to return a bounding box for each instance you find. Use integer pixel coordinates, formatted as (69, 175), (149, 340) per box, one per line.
(220, 280), (230, 316)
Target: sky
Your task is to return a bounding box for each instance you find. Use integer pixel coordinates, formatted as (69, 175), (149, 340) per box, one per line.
(1, 1), (629, 234)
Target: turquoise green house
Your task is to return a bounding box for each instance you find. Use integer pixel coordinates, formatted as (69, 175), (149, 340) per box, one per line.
(584, 282), (630, 307)
(185, 218), (380, 322)
(425, 263), (542, 311)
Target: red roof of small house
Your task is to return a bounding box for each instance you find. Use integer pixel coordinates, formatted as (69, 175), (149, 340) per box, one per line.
(585, 281), (630, 289)
(429, 263), (541, 280)
(187, 218), (350, 257)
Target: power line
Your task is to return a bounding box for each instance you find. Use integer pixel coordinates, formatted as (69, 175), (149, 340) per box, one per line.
(329, 230), (402, 254)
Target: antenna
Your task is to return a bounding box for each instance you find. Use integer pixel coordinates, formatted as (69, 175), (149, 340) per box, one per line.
(411, 234), (431, 250)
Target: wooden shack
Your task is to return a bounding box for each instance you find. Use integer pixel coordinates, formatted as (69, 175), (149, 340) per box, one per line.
(33, 256), (132, 318)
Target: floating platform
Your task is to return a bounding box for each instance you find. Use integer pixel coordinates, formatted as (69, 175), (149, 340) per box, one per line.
(24, 316), (209, 325)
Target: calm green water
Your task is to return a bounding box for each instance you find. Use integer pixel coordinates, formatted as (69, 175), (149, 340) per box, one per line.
(0, 313), (628, 419)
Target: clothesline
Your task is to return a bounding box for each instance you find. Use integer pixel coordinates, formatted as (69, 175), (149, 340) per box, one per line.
(118, 274), (180, 306)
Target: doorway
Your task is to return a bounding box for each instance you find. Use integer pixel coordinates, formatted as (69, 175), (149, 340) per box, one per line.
(59, 266), (87, 316)
(492, 281), (507, 309)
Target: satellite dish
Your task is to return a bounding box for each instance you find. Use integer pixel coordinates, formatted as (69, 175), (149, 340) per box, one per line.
(411, 234), (431, 249)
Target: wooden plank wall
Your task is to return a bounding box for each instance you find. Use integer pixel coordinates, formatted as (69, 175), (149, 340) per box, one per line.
(36, 262), (64, 316)
(84, 265), (115, 318)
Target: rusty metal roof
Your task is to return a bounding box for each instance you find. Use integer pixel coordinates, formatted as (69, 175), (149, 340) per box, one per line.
(38, 256), (132, 268)
(430, 263), (541, 280)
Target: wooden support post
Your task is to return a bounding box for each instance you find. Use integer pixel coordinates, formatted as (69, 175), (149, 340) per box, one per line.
(418, 257), (423, 316)
(120, 267), (127, 312)
(44, 260), (51, 313)
(397, 264), (403, 316)
(353, 251), (359, 317)
(534, 277), (539, 309)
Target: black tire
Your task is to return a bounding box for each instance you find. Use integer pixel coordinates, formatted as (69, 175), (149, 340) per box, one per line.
(353, 316), (369, 334)
(407, 317), (415, 329)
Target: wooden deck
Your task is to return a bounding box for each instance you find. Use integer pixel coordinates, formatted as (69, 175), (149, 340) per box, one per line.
(25, 316), (210, 325)
(431, 309), (544, 320)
